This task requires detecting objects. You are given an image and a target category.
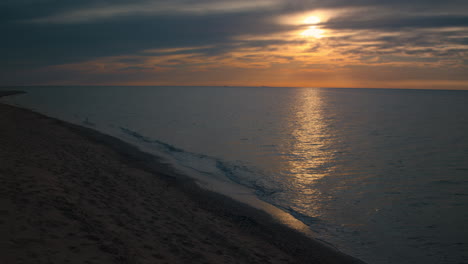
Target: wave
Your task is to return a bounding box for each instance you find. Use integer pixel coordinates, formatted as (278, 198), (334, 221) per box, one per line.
(119, 127), (282, 197)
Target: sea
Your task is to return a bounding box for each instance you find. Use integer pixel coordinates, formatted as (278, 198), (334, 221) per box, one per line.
(1, 86), (467, 264)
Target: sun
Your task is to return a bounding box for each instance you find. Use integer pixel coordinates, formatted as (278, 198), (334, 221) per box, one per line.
(300, 16), (324, 38)
(277, 13), (326, 39)
(303, 15), (321, 25)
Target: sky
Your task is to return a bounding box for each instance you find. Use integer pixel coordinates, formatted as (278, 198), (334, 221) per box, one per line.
(2, 0), (468, 89)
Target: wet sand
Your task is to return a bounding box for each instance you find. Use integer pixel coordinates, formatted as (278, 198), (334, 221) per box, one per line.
(0, 92), (365, 264)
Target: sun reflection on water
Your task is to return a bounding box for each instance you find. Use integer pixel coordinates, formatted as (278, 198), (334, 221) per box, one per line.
(290, 89), (333, 179)
(281, 88), (337, 216)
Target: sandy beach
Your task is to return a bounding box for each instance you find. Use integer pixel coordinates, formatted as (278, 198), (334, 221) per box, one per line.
(0, 91), (364, 264)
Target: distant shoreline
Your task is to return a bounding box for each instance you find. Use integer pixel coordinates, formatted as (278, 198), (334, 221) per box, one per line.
(0, 95), (365, 264)
(3, 85), (468, 92)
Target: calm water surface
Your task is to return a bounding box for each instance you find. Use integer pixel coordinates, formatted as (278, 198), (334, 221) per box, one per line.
(2, 86), (468, 264)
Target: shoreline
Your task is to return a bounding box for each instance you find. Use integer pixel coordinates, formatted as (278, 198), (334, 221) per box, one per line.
(0, 95), (365, 263)
(0, 90), (26, 97)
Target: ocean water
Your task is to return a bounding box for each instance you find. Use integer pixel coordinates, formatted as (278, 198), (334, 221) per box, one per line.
(2, 86), (468, 264)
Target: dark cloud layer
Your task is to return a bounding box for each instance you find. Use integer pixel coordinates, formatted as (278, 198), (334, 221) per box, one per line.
(2, 13), (291, 66)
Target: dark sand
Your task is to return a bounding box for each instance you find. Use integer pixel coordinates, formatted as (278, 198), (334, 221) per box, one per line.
(0, 92), (365, 264)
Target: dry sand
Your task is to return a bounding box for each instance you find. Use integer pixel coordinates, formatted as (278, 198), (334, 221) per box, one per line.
(0, 92), (365, 264)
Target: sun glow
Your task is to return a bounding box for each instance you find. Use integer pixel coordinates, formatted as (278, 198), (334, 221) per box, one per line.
(301, 26), (324, 38)
(303, 15), (321, 25)
(301, 15), (324, 38)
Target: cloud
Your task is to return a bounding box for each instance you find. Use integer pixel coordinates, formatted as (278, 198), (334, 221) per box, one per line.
(2, 11), (299, 69)
(27, 0), (284, 24)
(323, 14), (468, 30)
(1, 0), (468, 88)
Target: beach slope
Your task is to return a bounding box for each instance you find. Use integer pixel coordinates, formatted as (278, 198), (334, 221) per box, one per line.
(0, 97), (364, 264)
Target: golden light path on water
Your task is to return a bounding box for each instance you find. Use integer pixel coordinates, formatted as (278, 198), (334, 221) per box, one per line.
(282, 88), (336, 218)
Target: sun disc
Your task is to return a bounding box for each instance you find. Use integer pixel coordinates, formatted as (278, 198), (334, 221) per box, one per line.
(303, 15), (321, 25)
